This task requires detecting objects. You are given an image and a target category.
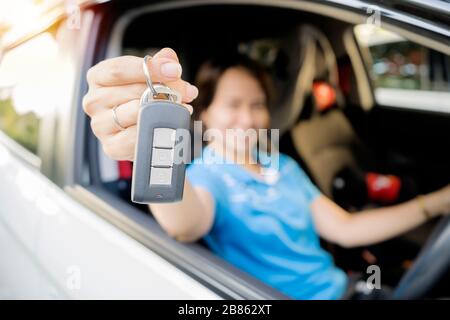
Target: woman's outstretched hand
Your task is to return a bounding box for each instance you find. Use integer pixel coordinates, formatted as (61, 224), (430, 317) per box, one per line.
(82, 48), (198, 161)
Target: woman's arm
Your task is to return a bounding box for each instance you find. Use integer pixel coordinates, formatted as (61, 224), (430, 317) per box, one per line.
(149, 181), (215, 242)
(310, 185), (450, 248)
(83, 49), (214, 242)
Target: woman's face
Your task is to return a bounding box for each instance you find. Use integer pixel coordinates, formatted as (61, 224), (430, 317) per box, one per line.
(201, 66), (270, 156)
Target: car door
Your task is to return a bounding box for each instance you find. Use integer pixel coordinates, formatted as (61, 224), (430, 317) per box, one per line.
(36, 9), (221, 299)
(0, 4), (219, 299)
(0, 21), (65, 298)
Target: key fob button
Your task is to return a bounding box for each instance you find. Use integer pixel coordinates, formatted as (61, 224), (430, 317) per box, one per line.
(149, 167), (173, 185)
(151, 148), (174, 166)
(153, 128), (176, 148)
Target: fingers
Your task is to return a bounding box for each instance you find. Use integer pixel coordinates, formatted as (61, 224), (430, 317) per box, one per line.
(183, 104), (194, 115)
(165, 79), (199, 104)
(102, 125), (137, 161)
(84, 48), (197, 162)
(90, 99), (140, 137)
(87, 48), (182, 87)
(83, 75), (198, 116)
(90, 99), (193, 138)
(83, 83), (147, 115)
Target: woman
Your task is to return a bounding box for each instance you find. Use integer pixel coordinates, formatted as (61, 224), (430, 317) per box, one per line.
(83, 48), (450, 299)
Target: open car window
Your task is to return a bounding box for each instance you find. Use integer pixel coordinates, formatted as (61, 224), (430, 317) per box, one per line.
(354, 24), (450, 113)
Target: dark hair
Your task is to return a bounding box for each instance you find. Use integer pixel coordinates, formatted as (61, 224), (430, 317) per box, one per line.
(191, 54), (274, 120)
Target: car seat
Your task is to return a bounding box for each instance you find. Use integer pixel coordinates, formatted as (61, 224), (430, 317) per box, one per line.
(276, 25), (417, 210)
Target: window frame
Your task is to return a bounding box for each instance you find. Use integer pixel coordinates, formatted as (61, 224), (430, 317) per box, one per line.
(0, 130), (41, 168)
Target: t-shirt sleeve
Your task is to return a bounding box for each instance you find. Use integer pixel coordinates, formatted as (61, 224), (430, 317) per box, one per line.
(282, 154), (321, 204)
(186, 163), (226, 233)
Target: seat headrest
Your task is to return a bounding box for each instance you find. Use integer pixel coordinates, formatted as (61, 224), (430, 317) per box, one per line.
(272, 24), (344, 133)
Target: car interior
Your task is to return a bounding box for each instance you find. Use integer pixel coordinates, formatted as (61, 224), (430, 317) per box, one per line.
(81, 3), (450, 299)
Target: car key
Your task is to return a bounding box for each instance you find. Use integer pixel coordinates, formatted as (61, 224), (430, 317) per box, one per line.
(131, 55), (191, 203)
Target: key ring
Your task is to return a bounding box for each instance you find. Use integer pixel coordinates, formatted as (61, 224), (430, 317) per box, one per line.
(143, 55), (158, 97)
(142, 55), (181, 105)
(112, 105), (126, 131)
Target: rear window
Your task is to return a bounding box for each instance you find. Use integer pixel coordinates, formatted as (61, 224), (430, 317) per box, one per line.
(354, 24), (450, 113)
(354, 24), (450, 91)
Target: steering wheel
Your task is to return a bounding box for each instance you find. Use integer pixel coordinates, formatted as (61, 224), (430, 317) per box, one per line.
(391, 215), (450, 299)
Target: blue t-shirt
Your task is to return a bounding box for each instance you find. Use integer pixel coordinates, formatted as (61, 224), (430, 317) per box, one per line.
(187, 146), (348, 300)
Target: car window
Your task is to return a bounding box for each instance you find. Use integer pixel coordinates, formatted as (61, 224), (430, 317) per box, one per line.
(354, 24), (450, 112)
(0, 31), (59, 155)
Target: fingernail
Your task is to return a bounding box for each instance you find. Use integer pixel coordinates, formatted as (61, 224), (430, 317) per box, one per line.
(161, 62), (182, 78)
(184, 104), (194, 115)
(187, 84), (199, 100)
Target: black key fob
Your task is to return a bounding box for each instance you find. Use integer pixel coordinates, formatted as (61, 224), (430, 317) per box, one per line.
(131, 76), (191, 203)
